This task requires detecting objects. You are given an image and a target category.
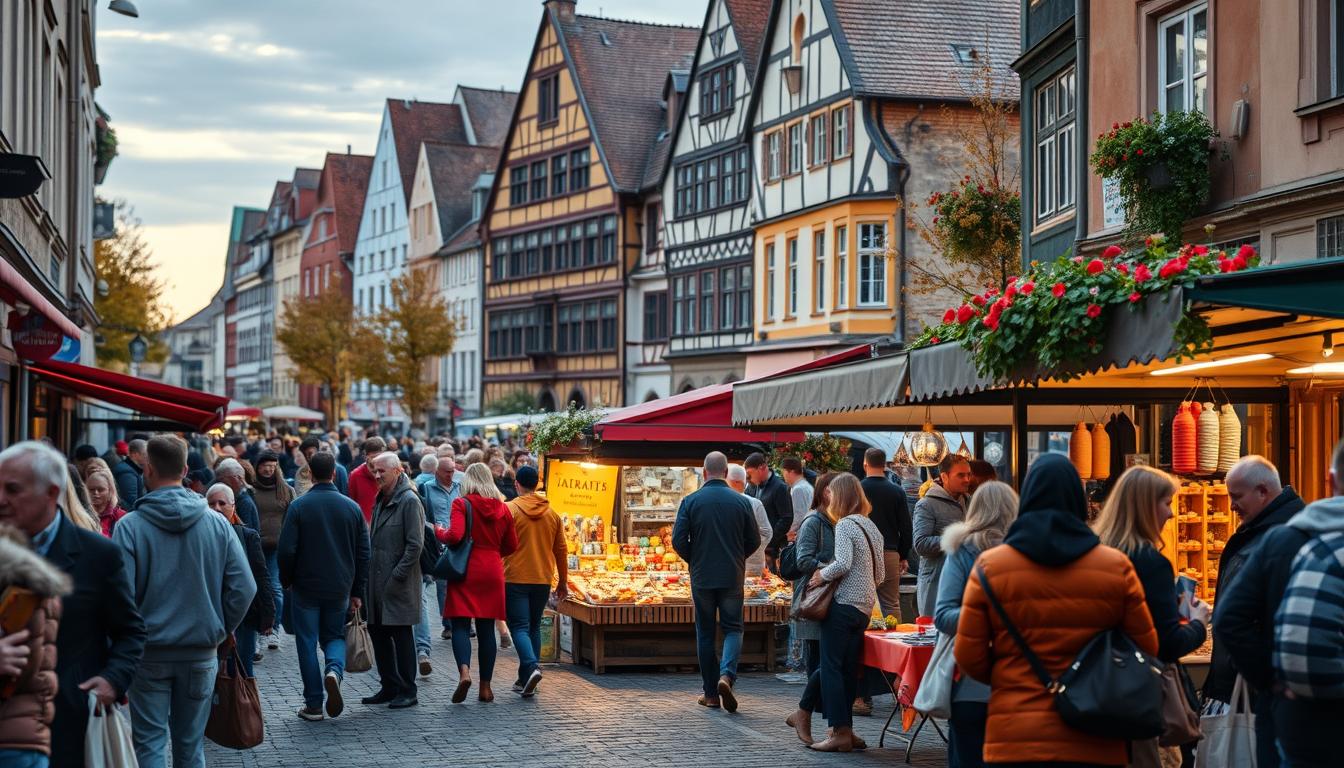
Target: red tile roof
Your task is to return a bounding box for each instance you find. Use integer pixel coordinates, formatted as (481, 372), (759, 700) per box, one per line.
(556, 13), (699, 192)
(722, 0), (772, 82)
(829, 0), (1020, 101)
(321, 152), (374, 254)
(385, 99), (469, 206)
(456, 86), (519, 148)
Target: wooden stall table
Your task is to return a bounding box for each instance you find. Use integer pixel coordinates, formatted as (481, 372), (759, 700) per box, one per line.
(861, 630), (946, 762)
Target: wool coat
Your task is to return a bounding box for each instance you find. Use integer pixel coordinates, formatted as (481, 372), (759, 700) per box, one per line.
(365, 474), (424, 626)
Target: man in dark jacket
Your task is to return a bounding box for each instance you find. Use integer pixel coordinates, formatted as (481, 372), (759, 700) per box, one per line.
(672, 451), (761, 714)
(860, 448), (912, 620)
(1, 441), (147, 768)
(215, 458), (260, 532)
(278, 451), (370, 721)
(112, 438), (147, 508)
(744, 452), (790, 570)
(1216, 444), (1342, 768)
(361, 453), (424, 710)
(1205, 455), (1305, 706)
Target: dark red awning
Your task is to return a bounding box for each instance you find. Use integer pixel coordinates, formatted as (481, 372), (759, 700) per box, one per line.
(0, 259), (83, 338)
(28, 360), (227, 432)
(595, 344), (875, 443)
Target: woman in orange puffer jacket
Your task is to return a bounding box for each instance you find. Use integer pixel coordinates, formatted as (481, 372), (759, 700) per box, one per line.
(954, 454), (1158, 766)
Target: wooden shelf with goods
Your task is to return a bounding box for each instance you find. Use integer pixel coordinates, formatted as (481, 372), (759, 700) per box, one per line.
(1161, 481), (1231, 603)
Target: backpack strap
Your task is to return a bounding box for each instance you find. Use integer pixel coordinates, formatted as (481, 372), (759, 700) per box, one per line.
(974, 562), (1057, 692)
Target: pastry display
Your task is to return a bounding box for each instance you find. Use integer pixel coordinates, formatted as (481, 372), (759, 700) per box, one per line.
(566, 571), (791, 606)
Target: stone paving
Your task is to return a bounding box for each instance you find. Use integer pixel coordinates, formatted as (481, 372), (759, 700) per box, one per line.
(204, 629), (949, 767)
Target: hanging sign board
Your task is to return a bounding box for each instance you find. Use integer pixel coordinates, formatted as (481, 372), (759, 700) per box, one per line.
(8, 310), (64, 361)
(546, 460), (620, 522)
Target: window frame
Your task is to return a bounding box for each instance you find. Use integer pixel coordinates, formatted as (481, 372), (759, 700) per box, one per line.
(766, 131), (782, 182)
(765, 242), (777, 320)
(786, 236), (799, 317)
(1157, 3), (1210, 115)
(551, 154), (569, 196)
(569, 148), (591, 191)
(530, 160), (549, 202)
(831, 103), (853, 160)
(786, 120), (804, 176)
(1033, 66), (1077, 226)
(699, 63), (736, 121)
(509, 165), (528, 207)
(857, 222), (888, 308)
(643, 290), (669, 341)
(835, 225), (849, 309)
(538, 73), (561, 125)
(813, 230), (826, 313)
(810, 111), (830, 167)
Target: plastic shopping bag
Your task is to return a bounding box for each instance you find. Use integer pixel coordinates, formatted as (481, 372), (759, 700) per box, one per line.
(85, 691), (138, 768)
(1195, 675), (1256, 768)
(912, 630), (955, 719)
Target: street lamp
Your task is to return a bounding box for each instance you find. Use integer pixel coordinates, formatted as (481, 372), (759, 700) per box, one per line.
(108, 0), (139, 17)
(128, 333), (148, 377)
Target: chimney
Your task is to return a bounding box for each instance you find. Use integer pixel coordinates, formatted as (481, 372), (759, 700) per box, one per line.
(545, 0), (576, 22)
(346, 144), (351, 155)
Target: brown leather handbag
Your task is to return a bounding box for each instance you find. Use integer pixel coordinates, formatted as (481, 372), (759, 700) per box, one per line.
(205, 648), (264, 750)
(794, 521), (879, 622)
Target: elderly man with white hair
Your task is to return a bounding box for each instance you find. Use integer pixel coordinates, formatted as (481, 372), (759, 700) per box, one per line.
(0, 441), (146, 768)
(214, 458), (260, 534)
(362, 452), (425, 710)
(205, 482), (274, 677)
(671, 451), (762, 713)
(727, 464), (773, 577)
(1204, 454), (1305, 706)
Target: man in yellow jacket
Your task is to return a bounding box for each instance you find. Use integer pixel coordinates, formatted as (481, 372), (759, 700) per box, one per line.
(503, 466), (567, 697)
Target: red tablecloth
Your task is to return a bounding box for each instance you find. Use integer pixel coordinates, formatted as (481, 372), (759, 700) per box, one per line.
(862, 631), (934, 728)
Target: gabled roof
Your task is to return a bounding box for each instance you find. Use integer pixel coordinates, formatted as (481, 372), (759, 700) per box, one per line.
(641, 133), (672, 192)
(385, 99), (469, 206)
(827, 0), (1019, 100)
(319, 152), (374, 255)
(422, 141), (501, 248)
(555, 13), (698, 192)
(442, 220), (482, 256)
(722, 0), (772, 82)
(456, 86), (519, 148)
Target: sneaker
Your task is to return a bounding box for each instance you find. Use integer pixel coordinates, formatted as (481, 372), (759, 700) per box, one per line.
(521, 669), (543, 697)
(511, 681), (525, 694)
(500, 633), (512, 650)
(418, 654), (432, 677)
(324, 671), (344, 718)
(717, 676), (738, 713)
(297, 706), (324, 721)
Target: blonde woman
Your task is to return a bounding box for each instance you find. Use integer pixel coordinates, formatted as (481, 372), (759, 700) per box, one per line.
(433, 463), (518, 704)
(790, 473), (883, 752)
(83, 461), (129, 537)
(62, 463), (101, 533)
(1094, 466), (1211, 767)
(933, 481), (1018, 768)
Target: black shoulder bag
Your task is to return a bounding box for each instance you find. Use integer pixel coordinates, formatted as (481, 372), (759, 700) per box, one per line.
(418, 491), (443, 576)
(777, 514), (814, 582)
(973, 563), (1164, 740)
(431, 498), (474, 583)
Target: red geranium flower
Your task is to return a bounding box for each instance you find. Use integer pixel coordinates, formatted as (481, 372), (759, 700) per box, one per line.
(1218, 258), (1233, 273)
(1136, 149), (1144, 156)
(1086, 304), (1102, 318)
(956, 304), (975, 324)
(971, 294), (986, 307)
(930, 336), (939, 344)
(1019, 281), (1036, 295)
(1005, 283), (1018, 299)
(1193, 244), (1209, 255)
(982, 314), (1000, 330)
(1007, 275), (1018, 285)
(1231, 255), (1248, 271)
(1116, 263), (1130, 276)
(1236, 244), (1256, 262)
(1052, 282), (1067, 299)
(1086, 259), (1106, 275)
(1129, 292), (1143, 303)
(942, 308), (956, 324)
(1134, 264), (1152, 282)
(1102, 245), (1124, 260)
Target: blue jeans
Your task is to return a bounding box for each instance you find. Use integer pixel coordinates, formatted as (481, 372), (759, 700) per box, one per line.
(127, 657), (218, 768)
(505, 583), (550, 682)
(232, 624), (257, 677)
(948, 700), (988, 768)
(0, 750), (47, 768)
(264, 549), (284, 632)
(797, 602), (867, 729)
(289, 591), (349, 710)
(691, 586), (744, 698)
(450, 617), (497, 682)
(437, 579), (450, 629)
(413, 576), (436, 656)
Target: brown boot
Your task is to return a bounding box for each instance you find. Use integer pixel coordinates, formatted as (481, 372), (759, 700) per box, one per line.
(786, 709), (813, 745)
(808, 726), (855, 752)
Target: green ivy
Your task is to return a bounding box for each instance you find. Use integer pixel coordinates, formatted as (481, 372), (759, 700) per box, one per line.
(525, 405), (604, 457)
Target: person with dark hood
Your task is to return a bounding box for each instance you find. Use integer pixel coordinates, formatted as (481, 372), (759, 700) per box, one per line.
(954, 454), (1158, 766)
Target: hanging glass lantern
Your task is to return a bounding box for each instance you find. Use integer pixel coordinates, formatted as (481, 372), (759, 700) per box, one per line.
(893, 440), (913, 466)
(956, 435), (973, 460)
(909, 422), (948, 467)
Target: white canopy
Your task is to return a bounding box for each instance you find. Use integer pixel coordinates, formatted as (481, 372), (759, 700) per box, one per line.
(262, 405), (325, 421)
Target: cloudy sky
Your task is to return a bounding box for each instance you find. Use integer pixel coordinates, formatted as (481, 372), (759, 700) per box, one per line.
(96, 0), (698, 322)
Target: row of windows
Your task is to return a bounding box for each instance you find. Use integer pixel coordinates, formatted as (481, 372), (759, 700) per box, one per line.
(302, 264), (333, 297)
(490, 214), (618, 281)
(763, 222), (887, 320)
(699, 64), (736, 121)
(236, 284), (271, 313)
(763, 103), (852, 182)
(672, 265), (753, 336)
(441, 350), (477, 397)
(509, 148), (591, 206)
(356, 246), (408, 275)
(236, 321), (273, 365)
(365, 202), (399, 238)
(487, 299), (619, 358)
(673, 146), (750, 218)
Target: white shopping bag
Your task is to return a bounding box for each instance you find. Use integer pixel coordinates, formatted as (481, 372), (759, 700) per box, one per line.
(912, 630), (955, 719)
(1194, 675), (1255, 768)
(85, 690), (139, 768)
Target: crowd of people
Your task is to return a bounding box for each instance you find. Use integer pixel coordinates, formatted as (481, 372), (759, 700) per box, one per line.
(0, 428), (558, 768)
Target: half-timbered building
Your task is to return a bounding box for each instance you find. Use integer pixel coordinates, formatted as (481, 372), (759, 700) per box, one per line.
(481, 0), (696, 411)
(661, 0), (771, 392)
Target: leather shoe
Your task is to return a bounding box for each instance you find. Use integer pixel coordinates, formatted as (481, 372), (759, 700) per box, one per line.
(360, 690), (396, 705)
(387, 695), (419, 709)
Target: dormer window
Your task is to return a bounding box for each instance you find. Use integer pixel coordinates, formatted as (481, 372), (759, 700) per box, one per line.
(950, 44), (978, 65)
(472, 189), (486, 221)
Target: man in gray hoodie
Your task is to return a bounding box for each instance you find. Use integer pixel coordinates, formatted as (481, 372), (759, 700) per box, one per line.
(113, 435), (256, 768)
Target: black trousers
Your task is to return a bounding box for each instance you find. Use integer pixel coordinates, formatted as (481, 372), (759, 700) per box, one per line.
(797, 603), (867, 728)
(1273, 694), (1344, 768)
(369, 624), (417, 697)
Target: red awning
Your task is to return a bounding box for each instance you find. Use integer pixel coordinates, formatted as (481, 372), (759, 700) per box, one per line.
(28, 359), (228, 432)
(0, 259), (83, 339)
(594, 344), (875, 443)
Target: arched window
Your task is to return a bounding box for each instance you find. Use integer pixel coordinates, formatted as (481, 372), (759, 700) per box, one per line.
(537, 390), (557, 413)
(678, 379), (696, 394)
(567, 387), (587, 409)
(643, 390), (661, 403)
(791, 14), (806, 64)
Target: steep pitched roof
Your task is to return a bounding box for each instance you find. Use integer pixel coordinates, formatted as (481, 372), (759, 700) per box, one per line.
(722, 0), (772, 82)
(321, 152), (374, 254)
(385, 99), (469, 206)
(456, 86), (519, 148)
(827, 0), (1020, 100)
(293, 167), (321, 190)
(423, 142), (501, 246)
(555, 13), (699, 192)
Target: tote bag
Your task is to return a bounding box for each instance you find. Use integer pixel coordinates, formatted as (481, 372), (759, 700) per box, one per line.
(85, 691), (138, 768)
(1195, 675), (1256, 768)
(912, 630), (956, 719)
(1159, 662), (1202, 747)
(345, 614), (374, 673)
(205, 649), (265, 750)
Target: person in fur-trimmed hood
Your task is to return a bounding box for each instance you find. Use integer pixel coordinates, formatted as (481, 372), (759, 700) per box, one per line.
(0, 524), (73, 764)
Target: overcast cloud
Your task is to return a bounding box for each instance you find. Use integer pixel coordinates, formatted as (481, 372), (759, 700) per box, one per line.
(95, 0), (699, 321)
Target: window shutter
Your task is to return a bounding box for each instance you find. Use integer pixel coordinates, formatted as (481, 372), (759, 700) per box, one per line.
(761, 134), (770, 180)
(846, 105), (854, 156)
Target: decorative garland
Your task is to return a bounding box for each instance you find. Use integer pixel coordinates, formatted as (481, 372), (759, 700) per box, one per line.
(769, 433), (853, 474)
(910, 235), (1260, 382)
(525, 406), (603, 457)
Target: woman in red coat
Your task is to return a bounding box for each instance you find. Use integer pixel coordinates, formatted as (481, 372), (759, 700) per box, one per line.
(436, 463), (518, 704)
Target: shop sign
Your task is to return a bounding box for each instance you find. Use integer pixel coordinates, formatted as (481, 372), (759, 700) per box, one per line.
(7, 310), (64, 361)
(546, 460), (620, 521)
(1103, 177), (1125, 229)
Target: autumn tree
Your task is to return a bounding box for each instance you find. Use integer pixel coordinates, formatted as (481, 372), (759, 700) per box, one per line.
(275, 275), (368, 426)
(93, 201), (171, 369)
(355, 271), (458, 428)
(900, 55), (1021, 298)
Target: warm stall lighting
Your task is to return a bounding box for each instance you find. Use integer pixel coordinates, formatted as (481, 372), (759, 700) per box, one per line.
(1324, 332), (1335, 359)
(1149, 353), (1273, 376)
(580, 461), (600, 470)
(1286, 362), (1344, 376)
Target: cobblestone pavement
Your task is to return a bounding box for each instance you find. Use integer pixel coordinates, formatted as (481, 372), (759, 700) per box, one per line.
(204, 630), (950, 767)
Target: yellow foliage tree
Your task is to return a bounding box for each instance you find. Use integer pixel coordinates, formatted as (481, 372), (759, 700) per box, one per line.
(275, 276), (366, 426)
(93, 201), (171, 369)
(355, 271), (458, 428)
